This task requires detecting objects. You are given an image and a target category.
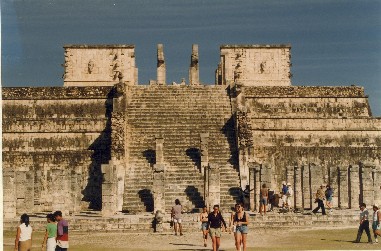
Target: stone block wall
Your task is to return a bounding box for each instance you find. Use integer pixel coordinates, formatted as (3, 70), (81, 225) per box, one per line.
(237, 85), (381, 208)
(2, 87), (113, 217)
(217, 45), (291, 86)
(63, 45), (138, 86)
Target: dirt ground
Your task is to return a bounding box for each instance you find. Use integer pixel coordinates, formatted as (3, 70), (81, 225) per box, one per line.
(3, 227), (379, 250)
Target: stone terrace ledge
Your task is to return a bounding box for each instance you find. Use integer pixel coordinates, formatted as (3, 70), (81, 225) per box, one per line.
(220, 44), (291, 48)
(2, 86), (114, 100)
(2, 210), (360, 232)
(242, 86), (365, 98)
(64, 44), (135, 49)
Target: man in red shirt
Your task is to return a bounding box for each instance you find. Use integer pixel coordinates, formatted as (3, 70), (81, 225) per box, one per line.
(54, 211), (69, 251)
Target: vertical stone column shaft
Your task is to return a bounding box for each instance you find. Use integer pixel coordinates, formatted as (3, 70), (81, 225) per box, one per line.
(373, 166), (381, 206)
(249, 167), (255, 211)
(339, 166), (349, 209)
(189, 44), (200, 85)
(153, 137), (166, 213)
(254, 166), (261, 212)
(362, 164), (374, 205)
(350, 165), (360, 208)
(155, 137), (164, 165)
(208, 164), (220, 211)
(157, 44), (166, 85)
(302, 165), (311, 209)
(294, 165), (302, 209)
(200, 133), (209, 176)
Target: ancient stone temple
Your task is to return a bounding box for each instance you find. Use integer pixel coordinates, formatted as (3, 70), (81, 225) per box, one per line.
(2, 44), (380, 218)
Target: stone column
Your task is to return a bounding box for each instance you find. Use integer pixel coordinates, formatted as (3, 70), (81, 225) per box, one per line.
(338, 166), (349, 209)
(101, 164), (117, 216)
(208, 164), (220, 210)
(3, 168), (16, 218)
(153, 163), (166, 214)
(157, 44), (166, 85)
(254, 165), (261, 212)
(362, 163), (374, 205)
(249, 167), (255, 211)
(294, 165), (303, 210)
(189, 44), (200, 85)
(153, 137), (166, 213)
(302, 165), (311, 209)
(51, 169), (69, 215)
(329, 166), (339, 208)
(373, 166), (381, 206)
(155, 137), (164, 165)
(349, 165), (360, 208)
(200, 133), (209, 176)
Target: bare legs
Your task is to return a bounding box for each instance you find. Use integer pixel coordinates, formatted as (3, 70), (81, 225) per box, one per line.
(174, 222), (183, 235)
(211, 236), (221, 251)
(202, 229), (208, 246)
(235, 233), (247, 251)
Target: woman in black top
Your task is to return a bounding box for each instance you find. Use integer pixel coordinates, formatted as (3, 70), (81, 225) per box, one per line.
(207, 205), (227, 251)
(233, 204), (249, 251)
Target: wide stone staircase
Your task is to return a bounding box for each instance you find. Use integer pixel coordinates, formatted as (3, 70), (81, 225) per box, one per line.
(123, 85), (240, 213)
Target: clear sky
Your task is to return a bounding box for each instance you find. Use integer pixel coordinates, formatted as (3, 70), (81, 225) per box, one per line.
(2, 0), (381, 115)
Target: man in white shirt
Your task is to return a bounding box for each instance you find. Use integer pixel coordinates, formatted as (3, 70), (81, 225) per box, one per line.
(354, 203), (372, 243)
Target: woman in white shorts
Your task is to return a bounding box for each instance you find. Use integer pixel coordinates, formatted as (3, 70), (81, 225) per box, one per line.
(372, 204), (381, 243)
(171, 199), (183, 236)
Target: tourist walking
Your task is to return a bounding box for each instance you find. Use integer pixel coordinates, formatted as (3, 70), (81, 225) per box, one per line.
(200, 206), (209, 247)
(280, 181), (288, 209)
(14, 213), (33, 251)
(208, 204), (227, 251)
(54, 211), (69, 251)
(372, 204), (381, 244)
(260, 184), (269, 215)
(171, 199), (183, 236)
(229, 204), (240, 241)
(42, 213), (57, 251)
(312, 184), (326, 215)
(354, 203), (372, 243)
(325, 184), (334, 213)
(233, 203), (249, 251)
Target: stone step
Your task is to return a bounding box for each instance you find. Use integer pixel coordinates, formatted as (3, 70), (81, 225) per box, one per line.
(3, 211), (360, 232)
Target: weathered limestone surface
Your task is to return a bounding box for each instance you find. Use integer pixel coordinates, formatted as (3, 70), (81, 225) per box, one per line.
(238, 84), (380, 210)
(123, 85), (240, 213)
(2, 44), (380, 219)
(2, 87), (113, 215)
(216, 45), (291, 86)
(63, 45), (138, 86)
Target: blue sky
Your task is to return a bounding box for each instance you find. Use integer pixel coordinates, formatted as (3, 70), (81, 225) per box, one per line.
(2, 0), (381, 115)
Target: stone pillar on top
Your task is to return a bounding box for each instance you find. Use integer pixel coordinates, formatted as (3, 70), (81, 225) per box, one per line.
(153, 137), (166, 213)
(338, 166), (349, 209)
(189, 44), (200, 85)
(349, 164), (360, 208)
(157, 44), (166, 85)
(207, 163), (220, 211)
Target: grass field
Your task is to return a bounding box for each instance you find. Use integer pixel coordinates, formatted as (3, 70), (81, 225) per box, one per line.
(3, 227), (379, 250)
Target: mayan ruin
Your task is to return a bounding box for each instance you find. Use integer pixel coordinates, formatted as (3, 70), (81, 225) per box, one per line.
(2, 43), (381, 231)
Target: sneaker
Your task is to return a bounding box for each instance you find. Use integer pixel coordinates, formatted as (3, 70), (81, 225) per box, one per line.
(374, 239), (378, 244)
(180, 233), (183, 236)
